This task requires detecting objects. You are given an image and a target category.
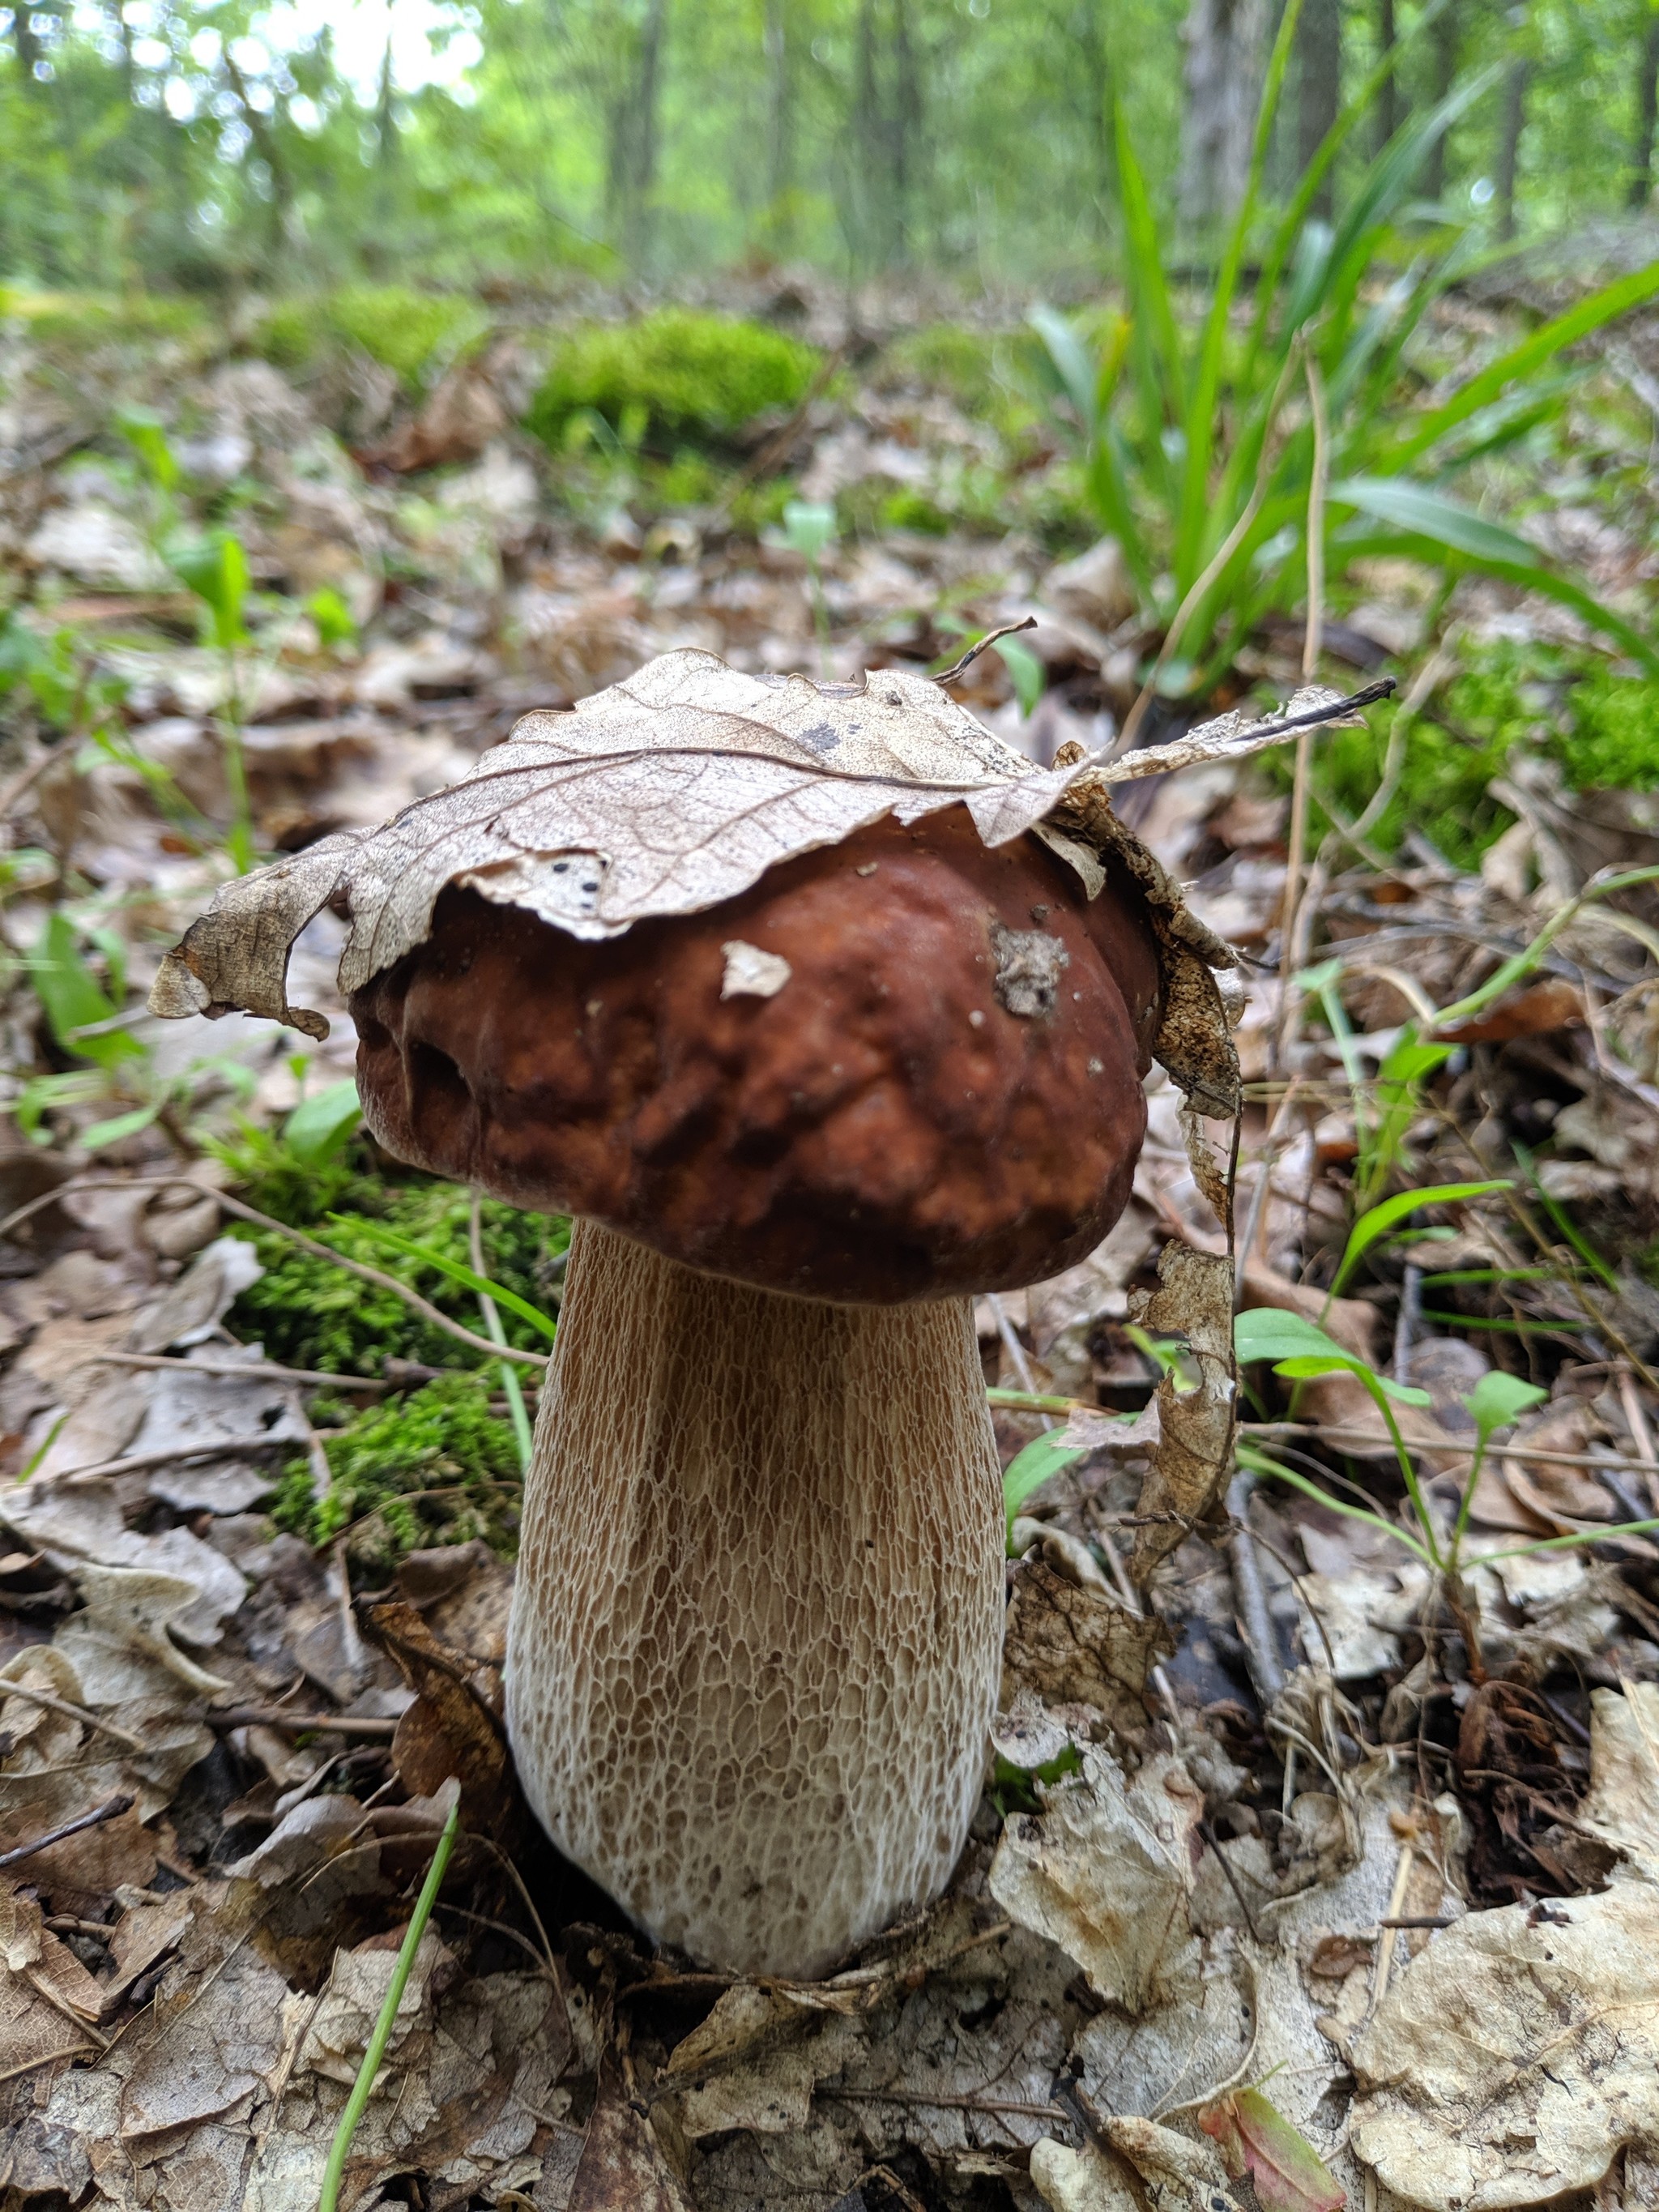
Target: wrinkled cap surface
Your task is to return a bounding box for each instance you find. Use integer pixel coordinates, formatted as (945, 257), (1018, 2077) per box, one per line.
(354, 805), (1161, 1304)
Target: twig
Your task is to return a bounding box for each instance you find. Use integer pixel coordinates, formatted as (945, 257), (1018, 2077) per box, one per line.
(92, 1350), (390, 1393)
(0, 1791), (134, 1869)
(815, 2086), (1065, 2122)
(985, 1295), (1053, 1433)
(1369, 1840), (1418, 2018)
(0, 1678), (147, 1753)
(1392, 1262), (1422, 1386)
(23, 1439), (296, 1487)
(1275, 348), (1332, 1066)
(205, 1707), (398, 1740)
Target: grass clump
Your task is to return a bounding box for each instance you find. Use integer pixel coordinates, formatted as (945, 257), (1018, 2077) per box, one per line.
(527, 310), (817, 450)
(272, 1373), (522, 1573)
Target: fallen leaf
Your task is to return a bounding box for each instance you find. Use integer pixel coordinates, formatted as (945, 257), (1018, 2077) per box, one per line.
(1030, 2137), (1141, 2212)
(1128, 1244), (1236, 1579)
(988, 1748), (1201, 2012)
(1350, 1883), (1659, 2210)
(1579, 1680), (1659, 1877)
(1199, 2088), (1345, 2212)
(1000, 1560), (1171, 1736)
(570, 2065), (697, 2211)
(1104, 2114), (1239, 2212)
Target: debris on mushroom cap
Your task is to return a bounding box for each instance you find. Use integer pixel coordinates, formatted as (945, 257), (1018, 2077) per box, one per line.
(147, 646), (1381, 1119)
(352, 809), (1162, 1302)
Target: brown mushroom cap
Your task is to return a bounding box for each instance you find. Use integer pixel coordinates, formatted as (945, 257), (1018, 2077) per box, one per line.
(352, 804), (1162, 1305)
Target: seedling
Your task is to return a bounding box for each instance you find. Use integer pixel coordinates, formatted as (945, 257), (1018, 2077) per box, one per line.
(783, 497), (837, 675)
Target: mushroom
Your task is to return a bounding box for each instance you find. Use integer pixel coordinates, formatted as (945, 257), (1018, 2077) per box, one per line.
(149, 644), (1321, 1978)
(351, 804), (1162, 1975)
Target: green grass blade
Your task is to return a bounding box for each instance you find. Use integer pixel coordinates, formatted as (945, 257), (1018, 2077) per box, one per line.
(1003, 1433), (1090, 1546)
(326, 1216), (560, 1342)
(1175, 0), (1303, 587)
(1114, 100), (1184, 419)
(1236, 1445), (1435, 1565)
(318, 1797), (460, 2212)
(1330, 1180), (1511, 1299)
(1389, 259), (1659, 470)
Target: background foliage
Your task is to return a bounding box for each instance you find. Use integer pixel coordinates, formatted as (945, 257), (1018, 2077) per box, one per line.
(3, 0), (1659, 293)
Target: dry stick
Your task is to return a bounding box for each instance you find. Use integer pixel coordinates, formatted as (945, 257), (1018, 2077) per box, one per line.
(1274, 348), (1332, 1070)
(1244, 1420), (1659, 1481)
(26, 1439), (295, 1487)
(0, 1677), (147, 1753)
(0, 1791), (134, 1870)
(204, 1706), (398, 1740)
(92, 1349), (390, 1393)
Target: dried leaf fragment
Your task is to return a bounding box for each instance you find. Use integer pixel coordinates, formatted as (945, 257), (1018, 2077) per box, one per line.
(1128, 1244), (1236, 1581)
(1198, 2090), (1345, 2212)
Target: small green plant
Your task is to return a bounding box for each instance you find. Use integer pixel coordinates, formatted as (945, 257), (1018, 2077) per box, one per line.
(1235, 1307), (1655, 1592)
(273, 1371), (523, 1570)
(250, 288), (487, 393)
(783, 497), (836, 673)
(226, 1175), (567, 1376)
(527, 311), (817, 451)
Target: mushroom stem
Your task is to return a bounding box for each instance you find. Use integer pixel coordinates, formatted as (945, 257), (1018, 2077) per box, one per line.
(505, 1218), (1004, 1979)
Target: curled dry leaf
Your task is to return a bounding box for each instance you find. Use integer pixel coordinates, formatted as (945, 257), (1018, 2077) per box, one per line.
(1127, 1244), (1236, 1581)
(147, 651), (1375, 1125)
(1349, 1882), (1659, 2211)
(1030, 2137), (1142, 2212)
(1000, 1559), (1172, 1738)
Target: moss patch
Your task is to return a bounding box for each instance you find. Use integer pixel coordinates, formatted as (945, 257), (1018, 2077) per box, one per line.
(527, 310), (817, 449)
(272, 1372), (522, 1574)
(249, 288), (488, 393)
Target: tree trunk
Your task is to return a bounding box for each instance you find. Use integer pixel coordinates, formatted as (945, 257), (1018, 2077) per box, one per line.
(1630, 9), (1659, 210)
(1177, 0), (1272, 231)
(763, 0), (794, 236)
(1375, 0), (1399, 156)
(890, 0), (923, 260)
(1495, 52), (1530, 241)
(1422, 3), (1460, 201)
(13, 0), (45, 82)
(1299, 0), (1342, 219)
(603, 0), (669, 264)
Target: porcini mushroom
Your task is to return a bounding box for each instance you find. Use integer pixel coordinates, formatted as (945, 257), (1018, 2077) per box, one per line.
(149, 645), (1344, 1978)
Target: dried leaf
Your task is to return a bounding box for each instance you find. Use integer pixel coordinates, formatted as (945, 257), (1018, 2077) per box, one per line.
(1000, 1560), (1171, 1735)
(987, 1748), (1201, 2013)
(1030, 2137), (1142, 2212)
(147, 651), (1371, 1078)
(570, 2066), (697, 2211)
(1103, 2114), (1239, 2212)
(1350, 1883), (1659, 2210)
(1198, 2090), (1345, 2212)
(1128, 1244), (1236, 1580)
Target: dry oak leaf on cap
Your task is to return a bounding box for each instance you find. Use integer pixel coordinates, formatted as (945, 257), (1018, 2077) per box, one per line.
(1349, 1881), (1659, 2211)
(145, 647), (1379, 1120)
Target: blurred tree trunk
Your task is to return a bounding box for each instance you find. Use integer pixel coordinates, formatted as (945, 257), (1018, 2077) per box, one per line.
(1422, 3), (1460, 199)
(1631, 7), (1659, 208)
(12, 1), (45, 82)
(1178, 0), (1270, 230)
(1299, 0), (1342, 218)
(763, 0), (794, 239)
(1375, 0), (1399, 156)
(891, 0), (922, 259)
(1495, 49), (1531, 240)
(603, 0), (669, 263)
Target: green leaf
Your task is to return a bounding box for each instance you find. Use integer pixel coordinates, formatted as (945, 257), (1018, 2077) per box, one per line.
(993, 635), (1045, 718)
(28, 914), (143, 1070)
(80, 1100), (164, 1151)
(115, 407), (180, 493)
(1463, 1369), (1548, 1443)
(1330, 476), (1546, 568)
(168, 531), (251, 651)
(782, 499), (836, 562)
(1002, 1433), (1089, 1545)
(328, 1216), (558, 1343)
(284, 1078), (363, 1165)
(1234, 1309), (1431, 1404)
(1330, 1179), (1511, 1297)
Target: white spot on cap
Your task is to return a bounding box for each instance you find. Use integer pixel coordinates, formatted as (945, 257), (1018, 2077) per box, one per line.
(968, 1010), (985, 1028)
(855, 862), (879, 877)
(721, 941), (792, 1000)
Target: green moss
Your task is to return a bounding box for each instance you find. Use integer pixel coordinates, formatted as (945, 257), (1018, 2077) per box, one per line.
(1265, 641), (1659, 865)
(527, 310), (817, 449)
(878, 323), (1004, 410)
(1559, 670), (1659, 791)
(11, 289), (210, 351)
(248, 288), (488, 392)
(271, 1373), (522, 1574)
(215, 1140), (566, 1377)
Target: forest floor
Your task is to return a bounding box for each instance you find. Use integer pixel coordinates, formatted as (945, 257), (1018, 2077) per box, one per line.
(0, 277), (1657, 2212)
